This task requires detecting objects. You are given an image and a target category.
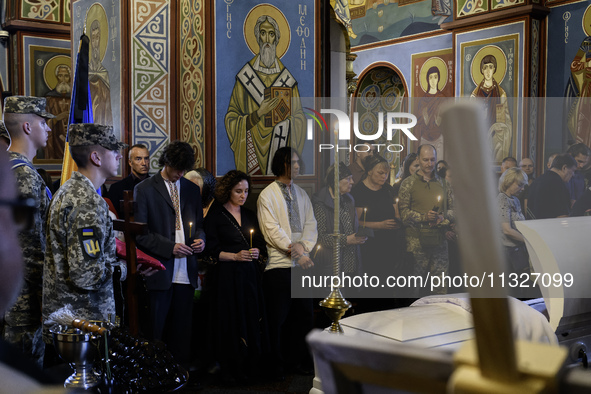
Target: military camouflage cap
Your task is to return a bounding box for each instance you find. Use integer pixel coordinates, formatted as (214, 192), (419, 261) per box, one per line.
(3, 96), (56, 119)
(69, 123), (128, 150)
(0, 121), (10, 144)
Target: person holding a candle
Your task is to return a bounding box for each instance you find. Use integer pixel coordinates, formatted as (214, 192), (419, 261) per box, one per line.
(399, 144), (454, 296)
(134, 141), (205, 367)
(312, 162), (366, 279)
(351, 154), (401, 285)
(203, 170), (266, 384)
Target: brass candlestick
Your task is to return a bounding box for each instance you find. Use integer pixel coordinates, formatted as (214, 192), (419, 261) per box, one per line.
(319, 157), (350, 334)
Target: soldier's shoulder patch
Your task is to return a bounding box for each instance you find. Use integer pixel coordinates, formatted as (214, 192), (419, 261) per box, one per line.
(79, 227), (101, 259)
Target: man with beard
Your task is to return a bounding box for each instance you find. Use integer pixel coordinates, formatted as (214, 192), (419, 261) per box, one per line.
(89, 18), (113, 126)
(399, 144), (454, 295)
(44, 64), (72, 159)
(225, 14), (306, 175)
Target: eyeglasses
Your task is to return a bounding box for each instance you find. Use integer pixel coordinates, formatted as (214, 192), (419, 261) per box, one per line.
(0, 196), (37, 231)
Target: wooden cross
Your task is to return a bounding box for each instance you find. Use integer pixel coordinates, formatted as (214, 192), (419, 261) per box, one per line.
(112, 190), (148, 336)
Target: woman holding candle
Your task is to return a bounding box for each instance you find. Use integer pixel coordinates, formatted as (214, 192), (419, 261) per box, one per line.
(203, 170), (267, 384)
(312, 162), (367, 278)
(351, 155), (402, 287)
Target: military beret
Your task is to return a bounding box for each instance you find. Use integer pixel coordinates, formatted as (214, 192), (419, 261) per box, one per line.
(69, 123), (128, 151)
(0, 121), (10, 144)
(3, 96), (56, 119)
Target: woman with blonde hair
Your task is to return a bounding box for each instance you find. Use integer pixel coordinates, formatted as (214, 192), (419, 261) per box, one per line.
(497, 167), (529, 276)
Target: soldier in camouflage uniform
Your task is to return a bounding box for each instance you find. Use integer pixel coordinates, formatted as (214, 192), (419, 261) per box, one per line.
(399, 144), (454, 295)
(42, 123), (127, 349)
(0, 120), (10, 148)
(2, 96), (54, 364)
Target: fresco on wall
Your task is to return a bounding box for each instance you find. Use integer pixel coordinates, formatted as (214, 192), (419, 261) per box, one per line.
(20, 33), (71, 164)
(216, 0), (316, 177)
(354, 66), (407, 172)
(72, 0), (123, 150)
(460, 35), (519, 164)
(348, 0), (450, 47)
(411, 49), (453, 159)
(564, 4), (591, 148)
(544, 1), (591, 156)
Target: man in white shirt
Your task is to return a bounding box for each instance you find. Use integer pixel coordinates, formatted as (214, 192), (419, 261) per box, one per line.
(257, 147), (317, 378)
(134, 141), (205, 366)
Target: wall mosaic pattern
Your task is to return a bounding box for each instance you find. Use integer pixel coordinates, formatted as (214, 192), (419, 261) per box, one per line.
(21, 0), (60, 21)
(64, 0), (71, 23)
(491, 0), (524, 11)
(456, 0), (488, 18)
(131, 0), (171, 170)
(529, 18), (540, 162)
(180, 0), (205, 167)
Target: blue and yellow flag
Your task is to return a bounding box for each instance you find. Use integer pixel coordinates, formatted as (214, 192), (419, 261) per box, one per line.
(61, 33), (94, 186)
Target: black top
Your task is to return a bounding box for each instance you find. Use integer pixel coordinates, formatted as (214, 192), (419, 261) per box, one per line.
(571, 187), (591, 217)
(351, 181), (396, 222)
(107, 173), (149, 218)
(527, 170), (570, 219)
(204, 201), (266, 259)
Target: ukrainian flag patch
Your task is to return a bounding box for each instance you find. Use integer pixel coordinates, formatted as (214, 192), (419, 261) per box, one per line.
(79, 227), (100, 259)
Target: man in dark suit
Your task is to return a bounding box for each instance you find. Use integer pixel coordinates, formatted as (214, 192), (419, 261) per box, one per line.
(134, 141), (205, 366)
(107, 143), (150, 217)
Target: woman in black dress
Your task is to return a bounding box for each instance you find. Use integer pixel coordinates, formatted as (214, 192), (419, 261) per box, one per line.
(351, 155), (403, 310)
(203, 170), (267, 384)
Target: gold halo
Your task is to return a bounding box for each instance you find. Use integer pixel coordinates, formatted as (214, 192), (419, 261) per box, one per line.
(470, 45), (507, 87)
(43, 55), (71, 90)
(243, 4), (290, 59)
(419, 57), (447, 93)
(85, 3), (109, 62)
(583, 4), (591, 37)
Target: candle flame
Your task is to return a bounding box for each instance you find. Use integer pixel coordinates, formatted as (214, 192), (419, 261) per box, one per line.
(437, 196), (441, 202)
(250, 229), (254, 234)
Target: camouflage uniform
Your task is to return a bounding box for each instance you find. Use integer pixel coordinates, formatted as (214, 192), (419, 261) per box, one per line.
(42, 171), (116, 342)
(2, 96), (55, 361)
(399, 172), (454, 295)
(0, 120), (10, 146)
(42, 124), (125, 343)
(3, 151), (50, 358)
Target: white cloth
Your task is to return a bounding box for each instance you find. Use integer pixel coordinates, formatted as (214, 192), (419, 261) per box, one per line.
(412, 294), (558, 345)
(257, 181), (317, 270)
(163, 178), (190, 284)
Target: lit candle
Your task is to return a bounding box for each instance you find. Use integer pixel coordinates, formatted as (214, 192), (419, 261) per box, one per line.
(189, 222), (193, 238)
(363, 207), (367, 228)
(313, 245), (321, 258)
(432, 195), (441, 212)
(395, 198), (399, 205)
(250, 229), (254, 248)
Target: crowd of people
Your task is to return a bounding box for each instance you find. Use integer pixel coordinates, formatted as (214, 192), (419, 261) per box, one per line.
(2, 95), (591, 389)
